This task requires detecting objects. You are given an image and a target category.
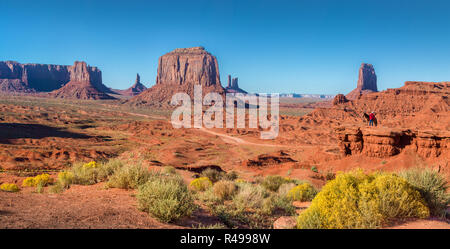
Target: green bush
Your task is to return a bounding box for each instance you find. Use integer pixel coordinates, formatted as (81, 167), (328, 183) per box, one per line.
(162, 166), (177, 175)
(201, 168), (223, 183)
(287, 183), (317, 201)
(297, 170), (430, 229)
(262, 175), (290, 192)
(213, 180), (237, 200)
(233, 182), (269, 211)
(222, 171), (239, 181)
(399, 167), (450, 217)
(70, 161), (102, 185)
(137, 177), (196, 223)
(57, 171), (74, 188)
(106, 163), (151, 189)
(277, 183), (297, 197)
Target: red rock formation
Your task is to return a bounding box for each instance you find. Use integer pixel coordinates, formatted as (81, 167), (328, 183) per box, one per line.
(225, 74), (248, 94)
(299, 81), (449, 159)
(332, 94), (348, 105)
(0, 61), (70, 93)
(336, 127), (449, 158)
(129, 47), (225, 106)
(49, 61), (115, 100)
(347, 63), (378, 100)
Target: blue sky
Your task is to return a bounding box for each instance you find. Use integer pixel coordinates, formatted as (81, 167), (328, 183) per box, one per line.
(1, 0), (449, 94)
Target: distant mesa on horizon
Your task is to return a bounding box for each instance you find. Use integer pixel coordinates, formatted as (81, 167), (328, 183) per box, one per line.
(0, 60), (116, 100)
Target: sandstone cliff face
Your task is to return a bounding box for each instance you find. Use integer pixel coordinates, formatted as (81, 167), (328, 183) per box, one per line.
(347, 63), (378, 100)
(156, 47), (220, 87)
(130, 47), (225, 106)
(336, 127), (449, 158)
(49, 61), (115, 100)
(0, 61), (71, 92)
(0, 60), (111, 94)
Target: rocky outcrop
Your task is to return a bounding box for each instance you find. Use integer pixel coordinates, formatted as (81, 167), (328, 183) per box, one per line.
(49, 61), (115, 100)
(113, 73), (147, 96)
(336, 127), (449, 158)
(347, 63), (378, 100)
(225, 74), (247, 94)
(273, 216), (297, 229)
(129, 47), (225, 106)
(332, 94), (348, 105)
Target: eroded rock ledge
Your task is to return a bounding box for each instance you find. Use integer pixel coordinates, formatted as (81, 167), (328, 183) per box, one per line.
(336, 127), (449, 158)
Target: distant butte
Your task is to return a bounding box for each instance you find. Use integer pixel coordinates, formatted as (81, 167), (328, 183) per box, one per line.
(347, 63), (378, 100)
(49, 61), (116, 100)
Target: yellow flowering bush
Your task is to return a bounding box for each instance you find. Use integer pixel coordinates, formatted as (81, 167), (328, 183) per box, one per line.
(0, 183), (20, 192)
(235, 179), (246, 184)
(297, 170), (429, 229)
(287, 183), (317, 201)
(22, 173), (53, 187)
(189, 177), (212, 191)
(83, 161), (98, 169)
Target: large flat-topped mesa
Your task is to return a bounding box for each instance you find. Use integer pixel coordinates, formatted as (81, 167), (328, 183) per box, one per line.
(155, 46), (221, 87)
(130, 47), (225, 106)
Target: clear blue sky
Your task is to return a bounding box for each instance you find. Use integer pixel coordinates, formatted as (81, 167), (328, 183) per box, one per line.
(1, 0), (449, 94)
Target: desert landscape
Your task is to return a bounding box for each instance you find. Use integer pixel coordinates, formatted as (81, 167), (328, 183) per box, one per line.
(0, 45), (448, 229)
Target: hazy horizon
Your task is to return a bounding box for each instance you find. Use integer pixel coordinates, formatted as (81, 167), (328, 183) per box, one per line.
(1, 0), (450, 95)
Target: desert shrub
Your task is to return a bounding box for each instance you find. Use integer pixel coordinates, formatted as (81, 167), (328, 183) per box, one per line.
(57, 171), (74, 188)
(97, 159), (123, 181)
(297, 171), (430, 229)
(70, 160), (123, 185)
(22, 173), (53, 187)
(49, 182), (64, 194)
(311, 166), (318, 173)
(208, 182), (294, 228)
(223, 171), (239, 181)
(0, 183), (20, 192)
(213, 180), (237, 200)
(189, 177), (213, 191)
(399, 168), (450, 217)
(277, 183), (296, 197)
(106, 163), (151, 189)
(287, 183), (317, 202)
(137, 177), (196, 223)
(70, 161), (101, 185)
(262, 175), (291, 192)
(201, 168), (223, 183)
(262, 193), (296, 216)
(233, 182), (269, 211)
(162, 166), (177, 175)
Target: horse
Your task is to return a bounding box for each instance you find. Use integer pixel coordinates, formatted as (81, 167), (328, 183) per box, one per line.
(363, 113), (377, 126)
